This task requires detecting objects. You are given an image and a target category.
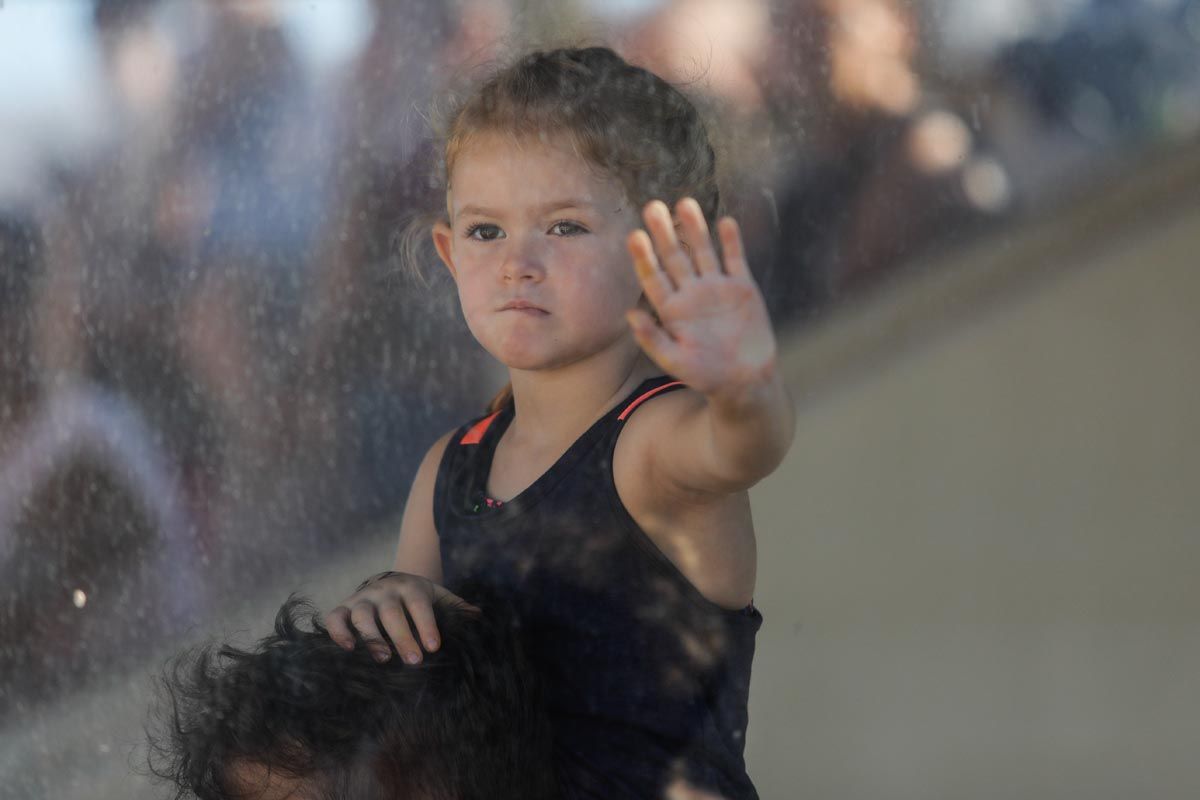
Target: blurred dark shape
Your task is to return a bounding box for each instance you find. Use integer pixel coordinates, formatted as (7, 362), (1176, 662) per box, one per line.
(144, 594), (558, 800)
(999, 0), (1200, 144)
(755, 0), (993, 322)
(0, 217), (41, 438)
(92, 0), (161, 31)
(1, 458), (164, 711)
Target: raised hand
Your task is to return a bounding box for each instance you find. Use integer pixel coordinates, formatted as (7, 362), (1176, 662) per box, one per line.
(625, 198), (777, 400)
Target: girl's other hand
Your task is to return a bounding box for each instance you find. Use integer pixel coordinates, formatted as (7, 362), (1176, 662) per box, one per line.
(626, 198), (777, 403)
(324, 572), (477, 665)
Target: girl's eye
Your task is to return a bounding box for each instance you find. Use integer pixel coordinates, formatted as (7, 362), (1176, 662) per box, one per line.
(549, 220), (587, 236)
(465, 223), (504, 241)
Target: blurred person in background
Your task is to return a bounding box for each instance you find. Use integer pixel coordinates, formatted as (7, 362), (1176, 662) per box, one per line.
(164, 0), (334, 557)
(29, 0), (333, 569)
(30, 0), (213, 533)
(296, 0), (511, 535)
(3, 0), (210, 704)
(615, 0), (998, 327)
(616, 0), (783, 330)
(6, 0), (339, 700)
(2, 156), (199, 709)
(755, 0), (997, 322)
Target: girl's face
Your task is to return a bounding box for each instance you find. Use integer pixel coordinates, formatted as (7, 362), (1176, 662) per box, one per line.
(432, 133), (645, 372)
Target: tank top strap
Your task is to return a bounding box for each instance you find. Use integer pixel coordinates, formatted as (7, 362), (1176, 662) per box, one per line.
(616, 377), (686, 421)
(456, 374), (684, 447)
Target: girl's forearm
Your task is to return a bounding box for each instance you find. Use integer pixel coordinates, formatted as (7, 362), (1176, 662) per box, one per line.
(703, 368), (796, 489)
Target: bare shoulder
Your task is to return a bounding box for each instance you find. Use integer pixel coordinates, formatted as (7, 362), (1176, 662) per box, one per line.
(393, 428), (458, 581)
(616, 386), (710, 496)
(619, 384), (706, 447)
(408, 428), (459, 510)
(613, 387), (757, 609)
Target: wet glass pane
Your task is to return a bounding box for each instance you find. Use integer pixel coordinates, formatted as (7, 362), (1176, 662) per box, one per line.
(1, 1), (1197, 798)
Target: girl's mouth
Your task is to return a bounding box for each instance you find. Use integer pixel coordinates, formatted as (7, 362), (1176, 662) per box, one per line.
(500, 300), (548, 314)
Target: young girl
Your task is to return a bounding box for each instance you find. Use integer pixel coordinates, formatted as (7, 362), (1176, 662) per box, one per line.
(325, 47), (794, 799)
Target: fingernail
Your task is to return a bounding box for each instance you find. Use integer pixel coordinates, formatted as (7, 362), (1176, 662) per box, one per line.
(405, 652), (421, 665)
(425, 638), (439, 650)
(373, 650), (390, 662)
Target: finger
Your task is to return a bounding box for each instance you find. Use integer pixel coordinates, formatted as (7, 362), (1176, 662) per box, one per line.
(627, 308), (679, 371)
(349, 601), (393, 662)
(324, 606), (356, 651)
(643, 200), (694, 285)
(378, 602), (424, 664)
(626, 229), (673, 310)
(397, 593), (443, 654)
(717, 217), (750, 279)
(676, 198), (721, 277)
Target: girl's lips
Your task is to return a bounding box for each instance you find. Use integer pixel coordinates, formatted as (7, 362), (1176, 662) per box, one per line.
(500, 300), (548, 313)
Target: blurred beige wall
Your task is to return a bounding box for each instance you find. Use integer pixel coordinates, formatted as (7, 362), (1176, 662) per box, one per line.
(746, 160), (1200, 798)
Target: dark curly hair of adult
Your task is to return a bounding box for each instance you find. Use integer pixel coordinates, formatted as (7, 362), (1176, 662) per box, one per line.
(144, 595), (557, 800)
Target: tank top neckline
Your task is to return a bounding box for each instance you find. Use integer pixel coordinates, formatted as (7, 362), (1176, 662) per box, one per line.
(450, 375), (678, 521)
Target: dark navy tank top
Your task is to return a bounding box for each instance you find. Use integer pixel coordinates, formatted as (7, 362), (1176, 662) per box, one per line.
(433, 376), (762, 799)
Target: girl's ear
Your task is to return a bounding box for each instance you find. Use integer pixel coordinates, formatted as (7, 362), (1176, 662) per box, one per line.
(431, 221), (457, 280)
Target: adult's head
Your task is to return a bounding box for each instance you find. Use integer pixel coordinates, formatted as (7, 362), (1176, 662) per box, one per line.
(146, 596), (556, 799)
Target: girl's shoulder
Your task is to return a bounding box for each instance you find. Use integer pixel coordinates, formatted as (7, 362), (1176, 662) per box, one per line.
(614, 384), (719, 497)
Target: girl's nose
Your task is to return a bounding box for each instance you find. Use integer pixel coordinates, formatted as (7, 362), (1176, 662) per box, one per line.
(500, 237), (546, 283)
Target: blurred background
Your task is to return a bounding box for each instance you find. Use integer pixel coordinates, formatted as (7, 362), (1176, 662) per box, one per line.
(0, 0), (1197, 797)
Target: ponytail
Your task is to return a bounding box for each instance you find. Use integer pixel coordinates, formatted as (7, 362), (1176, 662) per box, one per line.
(487, 383), (513, 414)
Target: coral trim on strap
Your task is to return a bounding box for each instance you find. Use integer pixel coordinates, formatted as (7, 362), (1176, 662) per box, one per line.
(460, 411), (502, 445)
(617, 381), (685, 421)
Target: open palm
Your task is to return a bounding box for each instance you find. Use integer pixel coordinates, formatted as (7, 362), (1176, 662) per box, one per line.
(626, 199), (777, 398)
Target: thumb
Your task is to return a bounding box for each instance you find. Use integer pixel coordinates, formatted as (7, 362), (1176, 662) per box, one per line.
(626, 309), (677, 367)
(432, 584), (481, 614)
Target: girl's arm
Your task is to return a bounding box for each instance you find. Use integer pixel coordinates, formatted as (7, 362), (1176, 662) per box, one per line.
(625, 198), (796, 494)
(392, 430), (455, 580)
(325, 431), (467, 665)
(677, 366), (794, 493)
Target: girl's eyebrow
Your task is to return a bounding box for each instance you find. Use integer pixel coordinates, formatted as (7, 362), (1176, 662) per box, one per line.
(455, 199), (598, 220)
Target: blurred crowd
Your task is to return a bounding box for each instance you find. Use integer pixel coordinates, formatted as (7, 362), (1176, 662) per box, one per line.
(0, 0), (1197, 708)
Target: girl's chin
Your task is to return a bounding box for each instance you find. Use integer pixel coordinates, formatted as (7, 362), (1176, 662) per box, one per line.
(494, 353), (567, 372)
(489, 342), (591, 373)
(484, 342), (557, 371)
